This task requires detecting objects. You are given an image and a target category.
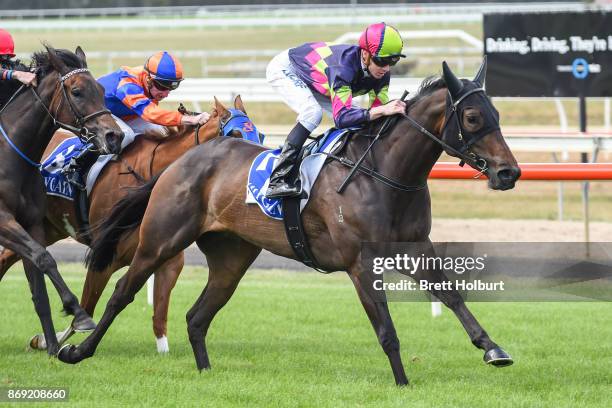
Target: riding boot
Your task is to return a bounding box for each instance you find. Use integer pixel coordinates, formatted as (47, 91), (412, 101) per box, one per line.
(74, 188), (91, 244)
(265, 122), (311, 199)
(64, 148), (98, 242)
(64, 148), (98, 190)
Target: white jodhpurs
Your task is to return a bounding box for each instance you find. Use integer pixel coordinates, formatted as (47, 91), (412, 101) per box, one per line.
(266, 49), (332, 132)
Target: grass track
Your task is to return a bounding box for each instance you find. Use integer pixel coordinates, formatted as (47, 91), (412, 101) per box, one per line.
(0, 264), (610, 407)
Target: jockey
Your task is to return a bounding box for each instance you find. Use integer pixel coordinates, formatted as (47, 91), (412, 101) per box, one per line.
(66, 51), (211, 188)
(66, 51), (209, 238)
(265, 22), (407, 199)
(97, 51), (210, 139)
(0, 29), (36, 86)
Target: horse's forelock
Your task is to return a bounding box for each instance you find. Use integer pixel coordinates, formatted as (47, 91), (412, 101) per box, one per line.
(31, 47), (85, 78)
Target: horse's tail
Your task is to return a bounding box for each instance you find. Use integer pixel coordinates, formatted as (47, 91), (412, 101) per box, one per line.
(85, 173), (162, 273)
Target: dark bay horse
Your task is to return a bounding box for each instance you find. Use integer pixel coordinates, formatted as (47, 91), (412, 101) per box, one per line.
(0, 46), (123, 356)
(0, 97), (257, 353)
(60, 60), (521, 385)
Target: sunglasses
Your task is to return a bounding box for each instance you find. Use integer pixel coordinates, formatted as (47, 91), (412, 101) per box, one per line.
(152, 78), (181, 91)
(371, 55), (401, 67)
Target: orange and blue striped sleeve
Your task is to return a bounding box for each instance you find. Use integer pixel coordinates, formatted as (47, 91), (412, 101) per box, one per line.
(115, 77), (183, 126)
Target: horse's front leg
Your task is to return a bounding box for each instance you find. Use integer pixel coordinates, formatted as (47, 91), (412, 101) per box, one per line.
(414, 239), (513, 366)
(57, 250), (159, 364)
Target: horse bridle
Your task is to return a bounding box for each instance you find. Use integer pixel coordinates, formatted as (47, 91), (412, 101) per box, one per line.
(331, 86), (496, 193)
(30, 68), (112, 146)
(401, 87), (490, 176)
(0, 67), (112, 168)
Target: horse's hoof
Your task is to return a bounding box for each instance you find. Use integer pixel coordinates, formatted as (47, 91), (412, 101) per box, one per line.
(57, 344), (79, 364)
(72, 315), (96, 333)
(29, 334), (47, 351)
(484, 347), (513, 367)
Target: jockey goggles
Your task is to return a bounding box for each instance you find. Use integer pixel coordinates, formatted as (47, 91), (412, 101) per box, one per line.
(371, 55), (401, 67)
(152, 77), (181, 91)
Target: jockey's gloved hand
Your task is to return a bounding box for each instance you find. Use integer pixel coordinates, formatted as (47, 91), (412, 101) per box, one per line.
(13, 70), (37, 87)
(181, 112), (210, 127)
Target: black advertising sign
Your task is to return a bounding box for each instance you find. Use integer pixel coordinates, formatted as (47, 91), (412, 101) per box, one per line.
(484, 11), (612, 97)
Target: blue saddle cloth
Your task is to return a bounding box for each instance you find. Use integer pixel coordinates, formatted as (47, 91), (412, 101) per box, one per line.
(246, 128), (352, 220)
(40, 136), (87, 200)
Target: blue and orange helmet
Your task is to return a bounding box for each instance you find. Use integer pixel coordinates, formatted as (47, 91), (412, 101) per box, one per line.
(359, 23), (406, 67)
(144, 51), (184, 90)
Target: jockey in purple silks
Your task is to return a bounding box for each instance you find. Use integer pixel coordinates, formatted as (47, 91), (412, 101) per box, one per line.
(265, 22), (407, 198)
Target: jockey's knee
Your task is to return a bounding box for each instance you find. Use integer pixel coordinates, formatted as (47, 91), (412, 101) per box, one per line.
(297, 105), (322, 132)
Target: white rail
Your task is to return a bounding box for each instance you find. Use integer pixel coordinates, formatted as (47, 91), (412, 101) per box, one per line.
(0, 2), (587, 20)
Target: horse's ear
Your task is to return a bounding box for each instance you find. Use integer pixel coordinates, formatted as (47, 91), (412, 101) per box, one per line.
(214, 96), (229, 117)
(234, 94), (246, 114)
(45, 44), (68, 75)
(442, 61), (463, 98)
(473, 55), (487, 87)
(210, 108), (219, 118)
(75, 46), (88, 68)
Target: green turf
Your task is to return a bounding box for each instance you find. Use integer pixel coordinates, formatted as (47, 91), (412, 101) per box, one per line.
(0, 264), (610, 407)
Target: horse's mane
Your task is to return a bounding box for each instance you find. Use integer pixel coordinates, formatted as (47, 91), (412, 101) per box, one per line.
(405, 76), (446, 111)
(31, 47), (85, 79)
(362, 76), (447, 133)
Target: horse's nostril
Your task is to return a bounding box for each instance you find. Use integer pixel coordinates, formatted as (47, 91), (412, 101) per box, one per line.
(497, 167), (520, 183)
(105, 130), (122, 153)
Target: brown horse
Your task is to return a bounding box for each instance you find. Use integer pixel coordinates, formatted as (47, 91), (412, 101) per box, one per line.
(0, 96), (255, 352)
(0, 46), (123, 356)
(60, 60), (521, 385)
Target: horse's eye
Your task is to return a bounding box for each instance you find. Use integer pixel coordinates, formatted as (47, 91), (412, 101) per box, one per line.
(71, 88), (81, 97)
(467, 116), (478, 124)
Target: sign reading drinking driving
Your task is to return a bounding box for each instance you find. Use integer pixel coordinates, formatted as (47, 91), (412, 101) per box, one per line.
(484, 11), (612, 97)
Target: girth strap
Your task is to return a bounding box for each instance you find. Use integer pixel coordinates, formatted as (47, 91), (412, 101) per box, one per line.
(282, 196), (326, 273)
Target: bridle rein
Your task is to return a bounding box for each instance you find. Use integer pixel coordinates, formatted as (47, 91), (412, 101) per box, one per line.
(328, 86), (492, 193)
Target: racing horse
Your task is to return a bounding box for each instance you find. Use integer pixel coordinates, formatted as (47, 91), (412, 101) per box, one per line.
(0, 45), (123, 356)
(0, 96), (260, 353)
(60, 59), (520, 385)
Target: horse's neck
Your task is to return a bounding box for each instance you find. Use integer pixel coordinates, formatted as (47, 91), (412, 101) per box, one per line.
(147, 125), (216, 174)
(374, 89), (447, 187)
(0, 81), (57, 167)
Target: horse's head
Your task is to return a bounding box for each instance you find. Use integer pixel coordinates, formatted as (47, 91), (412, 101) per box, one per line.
(216, 95), (264, 145)
(33, 45), (123, 154)
(439, 58), (520, 190)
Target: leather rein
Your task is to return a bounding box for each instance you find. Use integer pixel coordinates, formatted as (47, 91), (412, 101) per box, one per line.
(326, 88), (490, 193)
